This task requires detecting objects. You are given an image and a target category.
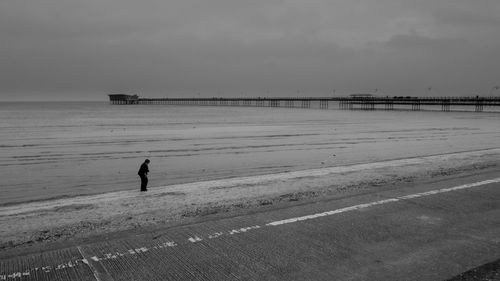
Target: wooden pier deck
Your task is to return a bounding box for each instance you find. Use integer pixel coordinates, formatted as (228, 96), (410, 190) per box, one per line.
(108, 95), (500, 112)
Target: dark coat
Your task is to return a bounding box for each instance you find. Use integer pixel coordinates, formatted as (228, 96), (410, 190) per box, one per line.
(138, 162), (149, 176)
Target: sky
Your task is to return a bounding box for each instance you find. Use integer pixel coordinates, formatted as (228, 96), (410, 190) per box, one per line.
(1, 0), (500, 101)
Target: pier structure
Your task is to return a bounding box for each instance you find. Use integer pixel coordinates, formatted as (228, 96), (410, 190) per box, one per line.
(108, 94), (139, 105)
(109, 95), (500, 112)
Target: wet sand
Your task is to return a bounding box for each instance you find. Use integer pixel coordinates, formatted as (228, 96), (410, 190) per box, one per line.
(1, 148), (499, 251)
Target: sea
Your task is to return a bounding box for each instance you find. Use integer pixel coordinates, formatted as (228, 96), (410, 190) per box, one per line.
(1, 101), (500, 205)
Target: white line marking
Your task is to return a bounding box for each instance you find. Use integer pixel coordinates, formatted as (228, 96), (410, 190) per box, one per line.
(157, 241), (177, 248)
(208, 232), (224, 239)
(266, 178), (500, 226)
(228, 225), (261, 235)
(188, 236), (203, 243)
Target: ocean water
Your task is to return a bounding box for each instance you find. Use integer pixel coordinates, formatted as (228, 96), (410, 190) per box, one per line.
(1, 101), (500, 205)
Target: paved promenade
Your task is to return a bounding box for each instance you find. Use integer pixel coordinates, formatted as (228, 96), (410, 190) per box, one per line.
(1, 171), (500, 280)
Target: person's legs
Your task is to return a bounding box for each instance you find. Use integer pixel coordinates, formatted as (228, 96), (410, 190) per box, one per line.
(140, 175), (148, 191)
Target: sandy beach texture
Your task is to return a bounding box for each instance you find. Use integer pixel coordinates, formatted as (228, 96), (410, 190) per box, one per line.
(1, 102), (500, 251)
(1, 148), (499, 251)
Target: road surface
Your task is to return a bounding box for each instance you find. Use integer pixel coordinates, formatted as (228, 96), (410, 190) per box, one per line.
(1, 169), (500, 280)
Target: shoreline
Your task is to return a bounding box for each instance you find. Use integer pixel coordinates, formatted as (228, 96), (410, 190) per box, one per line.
(1, 148), (500, 253)
(2, 146), (499, 208)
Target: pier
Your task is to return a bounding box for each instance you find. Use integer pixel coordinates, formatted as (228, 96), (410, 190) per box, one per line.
(108, 94), (500, 112)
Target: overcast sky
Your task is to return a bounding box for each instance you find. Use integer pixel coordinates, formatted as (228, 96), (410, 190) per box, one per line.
(1, 0), (499, 100)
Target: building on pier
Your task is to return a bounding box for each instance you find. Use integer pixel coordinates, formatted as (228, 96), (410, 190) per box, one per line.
(108, 94), (139, 104)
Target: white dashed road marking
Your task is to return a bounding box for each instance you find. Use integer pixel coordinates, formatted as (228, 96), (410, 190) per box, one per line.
(267, 178), (500, 226)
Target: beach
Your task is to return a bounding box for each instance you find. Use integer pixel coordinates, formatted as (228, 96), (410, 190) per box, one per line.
(1, 102), (500, 250)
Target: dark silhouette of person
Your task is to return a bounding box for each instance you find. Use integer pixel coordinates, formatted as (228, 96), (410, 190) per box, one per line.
(138, 159), (150, 192)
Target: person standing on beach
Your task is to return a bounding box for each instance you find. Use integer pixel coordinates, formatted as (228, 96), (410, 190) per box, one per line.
(138, 159), (150, 192)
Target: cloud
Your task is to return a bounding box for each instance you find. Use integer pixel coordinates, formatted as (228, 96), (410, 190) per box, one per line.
(384, 33), (467, 51)
(0, 0), (499, 100)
